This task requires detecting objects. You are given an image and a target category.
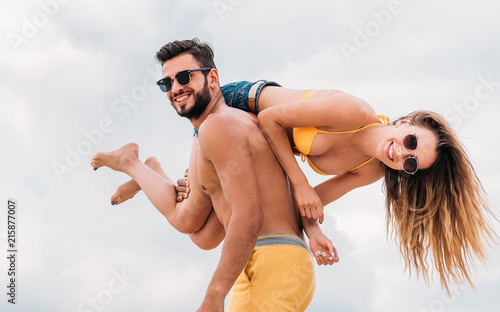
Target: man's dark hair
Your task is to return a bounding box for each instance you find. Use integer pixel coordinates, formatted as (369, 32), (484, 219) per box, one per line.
(156, 38), (217, 69)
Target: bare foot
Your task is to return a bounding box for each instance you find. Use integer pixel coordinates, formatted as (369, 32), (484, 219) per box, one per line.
(91, 143), (139, 173)
(144, 156), (162, 173)
(110, 156), (162, 205)
(110, 180), (140, 205)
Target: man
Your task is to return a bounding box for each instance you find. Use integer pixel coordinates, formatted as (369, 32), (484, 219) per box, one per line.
(91, 39), (335, 311)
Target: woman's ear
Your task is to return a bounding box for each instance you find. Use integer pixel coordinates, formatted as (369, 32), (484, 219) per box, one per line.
(395, 118), (411, 127)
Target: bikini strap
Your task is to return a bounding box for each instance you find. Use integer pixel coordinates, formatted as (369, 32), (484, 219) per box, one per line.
(318, 114), (391, 134)
(319, 122), (379, 134)
(349, 157), (374, 171)
(300, 153), (329, 175)
(377, 115), (390, 125)
(300, 89), (316, 101)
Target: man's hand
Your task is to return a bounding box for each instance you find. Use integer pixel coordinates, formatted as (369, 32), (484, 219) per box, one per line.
(309, 232), (339, 265)
(197, 297), (224, 312)
(176, 169), (190, 202)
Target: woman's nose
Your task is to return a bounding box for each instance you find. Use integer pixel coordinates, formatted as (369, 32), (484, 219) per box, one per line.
(395, 142), (414, 161)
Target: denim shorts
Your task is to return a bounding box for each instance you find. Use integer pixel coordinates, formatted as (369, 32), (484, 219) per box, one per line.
(221, 80), (281, 114)
(194, 80), (281, 137)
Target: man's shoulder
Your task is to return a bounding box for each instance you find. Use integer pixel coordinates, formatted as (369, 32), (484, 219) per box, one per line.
(199, 109), (257, 141)
(197, 109), (261, 157)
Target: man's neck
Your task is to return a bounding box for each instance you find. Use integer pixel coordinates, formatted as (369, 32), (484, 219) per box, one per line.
(191, 89), (224, 130)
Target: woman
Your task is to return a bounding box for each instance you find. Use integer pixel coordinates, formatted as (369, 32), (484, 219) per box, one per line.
(117, 79), (497, 293)
(242, 81), (496, 294)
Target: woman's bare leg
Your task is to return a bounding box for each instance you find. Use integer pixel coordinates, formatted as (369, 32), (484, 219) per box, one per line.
(91, 143), (140, 172)
(258, 86), (340, 111)
(257, 86), (309, 111)
(91, 143), (212, 234)
(110, 156), (165, 205)
(109, 155), (224, 249)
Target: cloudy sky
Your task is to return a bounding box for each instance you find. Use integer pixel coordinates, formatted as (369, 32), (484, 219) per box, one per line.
(1, 0), (499, 311)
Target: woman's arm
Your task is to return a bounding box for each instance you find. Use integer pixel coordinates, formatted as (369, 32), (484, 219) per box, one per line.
(315, 160), (383, 206)
(302, 218), (339, 265)
(257, 91), (375, 222)
(259, 108), (322, 221)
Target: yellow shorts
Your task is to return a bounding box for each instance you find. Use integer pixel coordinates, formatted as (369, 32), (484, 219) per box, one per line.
(226, 233), (316, 312)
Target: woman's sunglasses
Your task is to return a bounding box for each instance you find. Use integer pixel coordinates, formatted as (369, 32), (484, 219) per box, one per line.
(156, 67), (212, 92)
(402, 128), (418, 174)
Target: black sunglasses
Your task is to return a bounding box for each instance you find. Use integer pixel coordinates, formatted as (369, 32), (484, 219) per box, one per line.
(402, 127), (418, 174)
(156, 68), (212, 92)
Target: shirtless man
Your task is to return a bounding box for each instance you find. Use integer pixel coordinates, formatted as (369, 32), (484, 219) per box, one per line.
(91, 39), (335, 311)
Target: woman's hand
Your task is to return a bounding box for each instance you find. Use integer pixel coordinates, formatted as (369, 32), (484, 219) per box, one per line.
(309, 232), (339, 266)
(294, 183), (325, 223)
(175, 169), (190, 202)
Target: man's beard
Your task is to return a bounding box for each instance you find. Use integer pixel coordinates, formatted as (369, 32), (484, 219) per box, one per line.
(172, 78), (211, 120)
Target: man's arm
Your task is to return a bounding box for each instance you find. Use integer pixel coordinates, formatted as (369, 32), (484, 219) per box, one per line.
(196, 116), (264, 310)
(189, 209), (226, 250)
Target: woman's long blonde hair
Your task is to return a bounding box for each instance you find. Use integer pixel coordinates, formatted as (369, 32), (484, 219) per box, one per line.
(383, 110), (497, 294)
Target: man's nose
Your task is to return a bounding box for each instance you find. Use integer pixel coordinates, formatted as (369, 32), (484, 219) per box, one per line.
(170, 78), (183, 94)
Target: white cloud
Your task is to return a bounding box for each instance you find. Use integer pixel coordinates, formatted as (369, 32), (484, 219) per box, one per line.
(1, 0), (499, 311)
(0, 86), (34, 135)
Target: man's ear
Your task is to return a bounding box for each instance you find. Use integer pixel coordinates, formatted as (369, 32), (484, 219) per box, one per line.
(208, 69), (219, 88)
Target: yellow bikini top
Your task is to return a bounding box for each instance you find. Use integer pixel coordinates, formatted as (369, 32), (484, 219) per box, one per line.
(293, 89), (390, 175)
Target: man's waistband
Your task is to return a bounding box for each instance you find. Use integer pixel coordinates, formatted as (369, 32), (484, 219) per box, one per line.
(256, 233), (308, 250)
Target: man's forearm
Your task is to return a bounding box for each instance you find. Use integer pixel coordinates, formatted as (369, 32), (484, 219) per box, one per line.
(125, 159), (210, 233)
(200, 213), (263, 306)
